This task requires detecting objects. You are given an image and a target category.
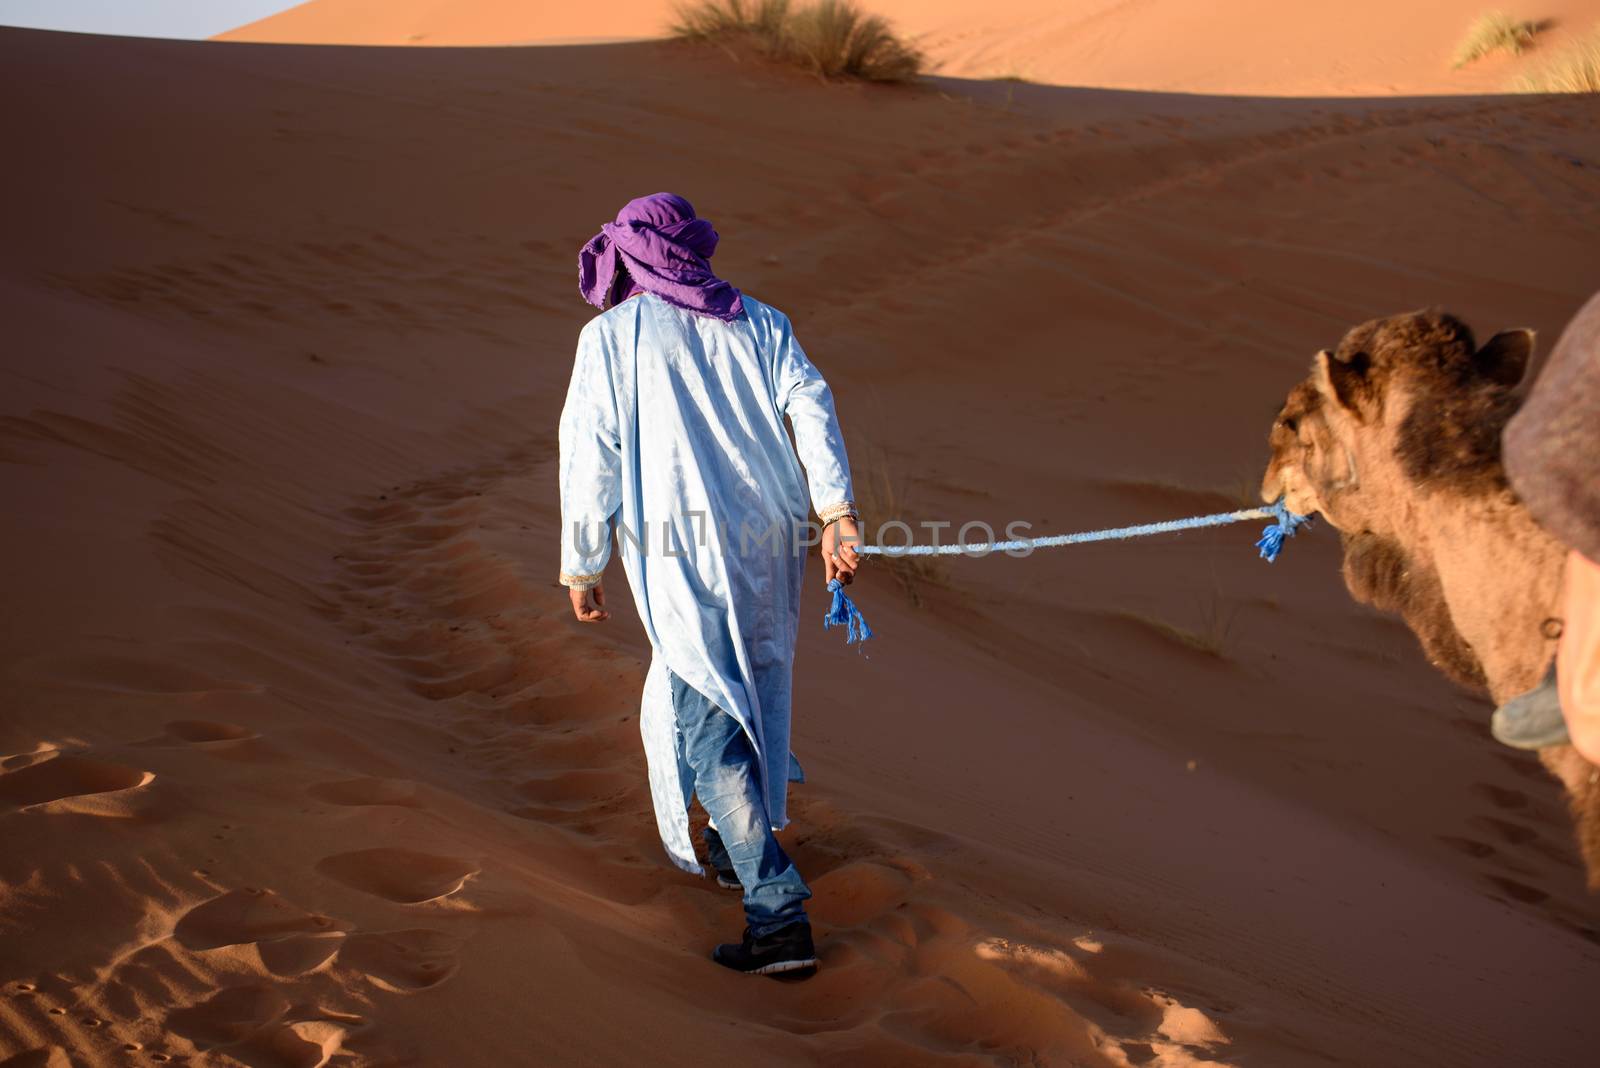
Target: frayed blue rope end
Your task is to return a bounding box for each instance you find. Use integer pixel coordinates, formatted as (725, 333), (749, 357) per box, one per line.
(824, 578), (873, 648)
(1255, 498), (1312, 563)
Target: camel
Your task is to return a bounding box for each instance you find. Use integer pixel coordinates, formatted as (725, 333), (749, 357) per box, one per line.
(1260, 307), (1600, 887)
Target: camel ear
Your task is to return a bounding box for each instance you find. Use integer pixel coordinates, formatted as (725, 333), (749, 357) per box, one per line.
(1475, 328), (1535, 387)
(1314, 348), (1372, 418)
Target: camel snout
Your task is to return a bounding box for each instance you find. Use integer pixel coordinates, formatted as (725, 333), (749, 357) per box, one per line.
(1260, 464), (1285, 506)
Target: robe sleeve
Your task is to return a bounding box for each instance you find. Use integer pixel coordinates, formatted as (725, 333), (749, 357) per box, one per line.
(558, 322), (623, 589)
(772, 313), (855, 525)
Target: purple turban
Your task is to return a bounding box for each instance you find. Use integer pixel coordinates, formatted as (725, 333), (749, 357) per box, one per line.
(577, 192), (744, 322)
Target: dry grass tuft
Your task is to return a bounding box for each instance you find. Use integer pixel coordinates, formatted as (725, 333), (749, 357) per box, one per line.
(1452, 11), (1541, 68)
(672, 0), (923, 83)
(672, 0), (791, 39)
(1512, 25), (1600, 91)
(1120, 576), (1238, 660)
(850, 447), (947, 607)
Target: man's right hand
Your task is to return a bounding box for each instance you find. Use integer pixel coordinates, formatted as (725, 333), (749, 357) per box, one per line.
(570, 582), (610, 623)
(823, 517), (862, 586)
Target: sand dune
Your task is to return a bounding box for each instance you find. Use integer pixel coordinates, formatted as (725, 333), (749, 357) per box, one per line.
(2, 16), (1599, 1068)
(217, 0), (1600, 95)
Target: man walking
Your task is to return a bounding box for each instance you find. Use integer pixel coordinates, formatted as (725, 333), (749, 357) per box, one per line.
(558, 193), (860, 977)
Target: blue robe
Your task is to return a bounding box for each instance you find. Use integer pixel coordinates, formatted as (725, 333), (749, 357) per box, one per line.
(558, 293), (854, 873)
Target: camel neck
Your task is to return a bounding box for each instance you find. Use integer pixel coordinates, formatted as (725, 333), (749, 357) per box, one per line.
(1419, 493), (1567, 703)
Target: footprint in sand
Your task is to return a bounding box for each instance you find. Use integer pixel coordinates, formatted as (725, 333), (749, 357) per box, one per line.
(257, 933), (347, 977)
(306, 777), (422, 808)
(336, 929), (462, 991)
(159, 719), (258, 743)
(125, 718), (281, 765)
(174, 888), (349, 951)
(315, 848), (478, 904)
(0, 753), (152, 809)
(167, 984), (293, 1047)
(166, 985), (358, 1068)
(0, 746), (55, 771)
(509, 767), (637, 826)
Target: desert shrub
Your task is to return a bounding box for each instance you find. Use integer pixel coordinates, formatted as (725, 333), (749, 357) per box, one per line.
(671, 0), (790, 39)
(672, 0), (923, 83)
(1452, 11), (1540, 68)
(1512, 25), (1600, 91)
(785, 0), (923, 81)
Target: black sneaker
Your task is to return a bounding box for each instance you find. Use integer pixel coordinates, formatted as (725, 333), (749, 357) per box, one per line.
(702, 828), (742, 891)
(712, 921), (818, 977)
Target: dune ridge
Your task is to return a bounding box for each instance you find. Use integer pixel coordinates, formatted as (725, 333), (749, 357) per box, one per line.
(215, 0), (1600, 95)
(2, 19), (1599, 1068)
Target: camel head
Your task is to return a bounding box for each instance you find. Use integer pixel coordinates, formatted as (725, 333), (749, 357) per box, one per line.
(1261, 309), (1535, 535)
(1261, 304), (1600, 891)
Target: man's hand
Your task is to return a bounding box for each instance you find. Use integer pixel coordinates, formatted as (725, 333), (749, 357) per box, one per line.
(822, 516), (862, 586)
(570, 582), (610, 623)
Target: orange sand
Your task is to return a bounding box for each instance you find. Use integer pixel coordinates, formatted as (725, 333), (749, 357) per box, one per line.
(219, 0), (1600, 96)
(3, 9), (1600, 1067)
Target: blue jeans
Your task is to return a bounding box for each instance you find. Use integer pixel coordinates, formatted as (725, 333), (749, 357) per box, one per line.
(668, 671), (810, 937)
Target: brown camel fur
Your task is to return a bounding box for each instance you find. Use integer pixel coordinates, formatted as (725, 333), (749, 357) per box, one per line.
(1261, 308), (1600, 887)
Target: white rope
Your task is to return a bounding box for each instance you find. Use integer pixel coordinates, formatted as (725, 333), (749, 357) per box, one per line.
(856, 506), (1282, 557)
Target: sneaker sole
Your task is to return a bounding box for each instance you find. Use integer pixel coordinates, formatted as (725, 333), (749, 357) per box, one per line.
(715, 875), (742, 891)
(750, 957), (818, 977)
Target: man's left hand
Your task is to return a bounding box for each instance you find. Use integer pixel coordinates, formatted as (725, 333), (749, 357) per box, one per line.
(570, 582), (610, 623)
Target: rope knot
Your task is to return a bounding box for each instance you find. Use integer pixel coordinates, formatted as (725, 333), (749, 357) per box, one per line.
(824, 578), (873, 648)
(1256, 498), (1313, 562)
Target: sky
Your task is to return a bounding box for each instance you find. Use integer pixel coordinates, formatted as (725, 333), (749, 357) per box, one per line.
(0, 1), (299, 39)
